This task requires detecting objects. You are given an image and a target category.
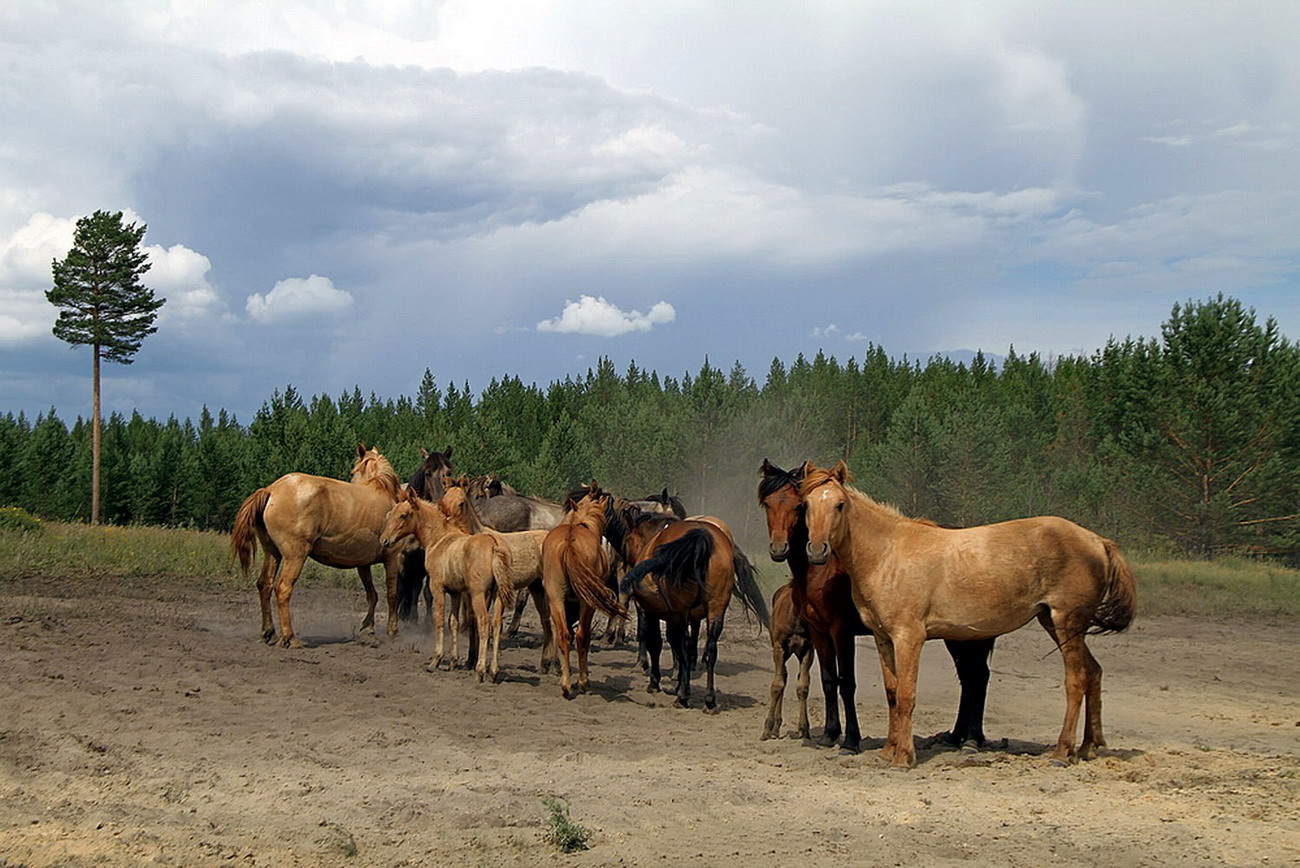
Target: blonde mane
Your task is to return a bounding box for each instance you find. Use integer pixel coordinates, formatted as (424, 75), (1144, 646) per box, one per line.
(351, 448), (402, 500)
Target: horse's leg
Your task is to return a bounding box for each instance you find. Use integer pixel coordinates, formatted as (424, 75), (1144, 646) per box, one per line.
(575, 604), (596, 693)
(885, 627), (926, 769)
(429, 586), (447, 670)
(382, 553), (402, 637)
(873, 634), (901, 764)
(548, 586), (575, 698)
(356, 564), (379, 636)
(531, 583), (556, 673)
(666, 616), (690, 708)
(636, 603), (649, 673)
(255, 546), (281, 644)
(762, 635), (790, 739)
(1079, 641), (1105, 760)
(794, 642), (814, 740)
(943, 637), (994, 750)
(273, 551), (309, 649)
(701, 613), (724, 713)
(809, 627), (842, 747)
(643, 613), (663, 693)
(489, 588), (506, 683)
(507, 593), (528, 638)
(834, 626), (862, 754)
(1039, 611), (1088, 765)
(470, 590), (491, 683)
(687, 618), (700, 676)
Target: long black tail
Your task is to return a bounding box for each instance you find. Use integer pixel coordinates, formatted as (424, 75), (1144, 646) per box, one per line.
(621, 529), (713, 599)
(731, 547), (770, 629)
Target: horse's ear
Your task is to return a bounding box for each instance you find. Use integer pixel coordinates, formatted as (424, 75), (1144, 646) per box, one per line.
(830, 459), (854, 483)
(798, 460), (815, 478)
(760, 458), (780, 476)
(444, 446), (453, 459)
(661, 487), (670, 500)
(356, 441), (368, 458)
(420, 446), (430, 460)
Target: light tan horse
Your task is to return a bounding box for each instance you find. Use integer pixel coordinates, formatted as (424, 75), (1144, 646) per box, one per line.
(541, 485), (626, 698)
(379, 488), (513, 682)
(801, 460), (1137, 768)
(438, 485), (553, 670)
(231, 443), (405, 648)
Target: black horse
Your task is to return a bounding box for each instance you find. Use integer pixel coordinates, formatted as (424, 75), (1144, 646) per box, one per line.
(395, 446), (454, 622)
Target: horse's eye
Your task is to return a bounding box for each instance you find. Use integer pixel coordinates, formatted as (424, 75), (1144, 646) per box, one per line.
(835, 502), (844, 512)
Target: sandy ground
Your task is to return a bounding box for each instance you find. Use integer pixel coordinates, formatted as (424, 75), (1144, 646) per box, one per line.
(2, 572), (1298, 867)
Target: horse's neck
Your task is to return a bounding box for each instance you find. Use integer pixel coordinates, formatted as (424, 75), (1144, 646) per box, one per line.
(459, 495), (489, 534)
(413, 502), (457, 547)
(836, 491), (898, 577)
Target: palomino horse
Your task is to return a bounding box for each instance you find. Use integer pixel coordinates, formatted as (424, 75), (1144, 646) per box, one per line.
(540, 485), (626, 698)
(614, 507), (769, 711)
(801, 461), (1137, 768)
(762, 582), (814, 740)
(396, 446), (455, 623)
(439, 485), (554, 671)
(759, 459), (996, 752)
(231, 443), (405, 648)
(379, 487), (513, 682)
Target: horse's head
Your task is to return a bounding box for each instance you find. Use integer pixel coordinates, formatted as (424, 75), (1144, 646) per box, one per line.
(758, 459), (806, 562)
(353, 443), (400, 497)
(380, 489), (421, 548)
(437, 485), (473, 533)
(417, 445), (454, 494)
(800, 459), (853, 565)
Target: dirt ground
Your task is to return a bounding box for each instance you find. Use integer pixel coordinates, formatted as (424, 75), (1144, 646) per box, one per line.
(2, 572), (1298, 867)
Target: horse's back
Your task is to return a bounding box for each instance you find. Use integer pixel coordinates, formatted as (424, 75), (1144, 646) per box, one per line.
(261, 473), (395, 565)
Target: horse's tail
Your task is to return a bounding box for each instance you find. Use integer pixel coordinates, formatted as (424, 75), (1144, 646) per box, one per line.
(562, 534), (626, 619)
(230, 487), (271, 575)
(1090, 538), (1137, 634)
(621, 528), (713, 599)
(492, 542), (515, 610)
(731, 546), (770, 629)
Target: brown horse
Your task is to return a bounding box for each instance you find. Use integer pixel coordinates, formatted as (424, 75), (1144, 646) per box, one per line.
(762, 582), (814, 740)
(379, 487), (513, 682)
(801, 460), (1137, 768)
(439, 485), (553, 671)
(540, 485), (626, 698)
(614, 507), (768, 711)
(759, 459), (996, 753)
(231, 443), (405, 648)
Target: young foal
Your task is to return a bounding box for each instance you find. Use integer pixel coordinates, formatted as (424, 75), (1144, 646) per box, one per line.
(759, 460), (996, 752)
(801, 460), (1136, 768)
(762, 582), (815, 740)
(380, 488), (513, 682)
(231, 443), (404, 648)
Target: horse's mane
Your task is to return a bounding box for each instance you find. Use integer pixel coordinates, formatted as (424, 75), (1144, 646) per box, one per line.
(758, 461), (804, 501)
(440, 485), (489, 534)
(799, 465), (937, 527)
(644, 489), (687, 519)
(353, 450), (402, 500)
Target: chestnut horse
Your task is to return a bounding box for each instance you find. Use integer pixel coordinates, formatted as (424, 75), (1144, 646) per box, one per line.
(231, 443), (405, 648)
(759, 459), (996, 752)
(379, 488), (513, 682)
(614, 507), (768, 711)
(541, 485), (627, 698)
(801, 460), (1136, 768)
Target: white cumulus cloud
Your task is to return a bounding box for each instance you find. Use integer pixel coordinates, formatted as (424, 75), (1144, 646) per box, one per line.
(146, 243), (224, 321)
(245, 274), (353, 323)
(537, 295), (675, 337)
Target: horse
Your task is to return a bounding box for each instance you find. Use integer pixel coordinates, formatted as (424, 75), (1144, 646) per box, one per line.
(613, 506), (769, 711)
(379, 487), (513, 682)
(231, 443), (405, 648)
(761, 582), (814, 740)
(438, 485), (554, 671)
(474, 490), (567, 533)
(395, 446), (455, 623)
(758, 459), (996, 753)
(467, 473), (519, 500)
(599, 491), (685, 646)
(800, 460), (1137, 768)
(540, 485), (627, 698)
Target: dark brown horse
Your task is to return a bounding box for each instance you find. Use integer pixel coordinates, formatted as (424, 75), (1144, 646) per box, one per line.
(396, 446), (454, 622)
(762, 582), (814, 739)
(613, 506), (768, 711)
(759, 459), (995, 752)
(801, 460), (1136, 768)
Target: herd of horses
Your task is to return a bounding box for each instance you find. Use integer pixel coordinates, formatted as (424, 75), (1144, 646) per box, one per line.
(230, 443), (1136, 769)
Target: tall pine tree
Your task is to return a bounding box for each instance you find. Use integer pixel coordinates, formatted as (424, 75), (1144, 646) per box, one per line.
(47, 210), (164, 524)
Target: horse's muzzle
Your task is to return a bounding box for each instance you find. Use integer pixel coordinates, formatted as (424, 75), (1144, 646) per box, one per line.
(806, 541), (832, 565)
(768, 542), (789, 563)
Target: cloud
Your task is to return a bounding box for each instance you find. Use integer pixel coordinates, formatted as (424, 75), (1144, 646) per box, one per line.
(811, 325), (840, 338)
(245, 274), (353, 323)
(146, 244), (225, 322)
(537, 295), (675, 337)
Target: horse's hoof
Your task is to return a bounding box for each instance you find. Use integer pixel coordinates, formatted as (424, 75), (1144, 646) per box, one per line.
(277, 635), (304, 649)
(262, 632), (276, 645)
(961, 740), (981, 755)
(703, 702), (719, 715)
(646, 683), (660, 694)
(816, 735), (838, 749)
(360, 625), (375, 636)
(840, 743), (862, 756)
(1048, 756), (1072, 768)
(793, 729), (810, 741)
(673, 697), (688, 709)
(889, 763), (913, 773)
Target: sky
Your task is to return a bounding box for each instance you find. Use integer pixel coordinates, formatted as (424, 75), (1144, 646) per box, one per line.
(2, 1), (1298, 423)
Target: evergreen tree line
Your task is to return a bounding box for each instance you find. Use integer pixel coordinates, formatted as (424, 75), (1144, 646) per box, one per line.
(3, 295), (1297, 558)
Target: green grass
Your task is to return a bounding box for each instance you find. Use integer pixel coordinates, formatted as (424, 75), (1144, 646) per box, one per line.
(541, 798), (592, 853)
(0, 521), (351, 588)
(1131, 554), (1300, 618)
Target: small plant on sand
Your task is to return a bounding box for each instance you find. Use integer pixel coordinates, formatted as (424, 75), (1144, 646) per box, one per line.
(541, 797), (592, 853)
(0, 506), (42, 533)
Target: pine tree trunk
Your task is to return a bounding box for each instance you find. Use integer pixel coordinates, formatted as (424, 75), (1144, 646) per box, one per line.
(92, 343), (101, 525)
